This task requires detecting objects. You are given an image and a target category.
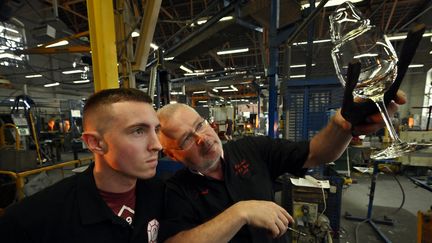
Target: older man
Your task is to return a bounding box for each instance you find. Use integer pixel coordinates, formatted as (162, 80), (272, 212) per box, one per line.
(157, 90), (405, 243)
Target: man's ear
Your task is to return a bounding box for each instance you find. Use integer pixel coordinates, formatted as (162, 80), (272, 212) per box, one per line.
(82, 132), (105, 155)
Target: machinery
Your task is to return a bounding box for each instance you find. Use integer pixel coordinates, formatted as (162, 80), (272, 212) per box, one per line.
(279, 174), (343, 242)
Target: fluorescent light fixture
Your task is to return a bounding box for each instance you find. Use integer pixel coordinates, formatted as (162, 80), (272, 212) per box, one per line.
(256, 76), (261, 79)
(170, 91), (184, 95)
(62, 69), (85, 74)
(25, 74), (42, 78)
(45, 40), (69, 48)
(0, 26), (19, 33)
(197, 19), (208, 25)
(353, 53), (378, 59)
(387, 35), (406, 41)
(184, 72), (205, 76)
(259, 84), (264, 87)
(191, 15), (234, 26)
(23, 100), (30, 109)
(387, 32), (432, 41)
(230, 85), (238, 91)
(132, 31), (140, 37)
(195, 69), (213, 72)
(73, 79), (90, 84)
(290, 75), (306, 78)
(220, 16), (233, 21)
(198, 101), (207, 103)
(180, 65), (193, 73)
(301, 0), (363, 9)
(206, 79), (219, 82)
(217, 48), (249, 55)
(0, 53), (22, 60)
(169, 101), (178, 104)
(293, 39), (331, 45)
(192, 90), (206, 94)
(212, 88), (219, 93)
(44, 82), (60, 87)
(408, 64), (424, 68)
(222, 89), (236, 92)
(150, 43), (159, 50)
(214, 86), (229, 90)
(290, 63), (316, 68)
(164, 57), (175, 61)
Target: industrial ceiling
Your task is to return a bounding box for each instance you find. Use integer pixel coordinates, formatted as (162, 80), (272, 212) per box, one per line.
(0, 0), (431, 110)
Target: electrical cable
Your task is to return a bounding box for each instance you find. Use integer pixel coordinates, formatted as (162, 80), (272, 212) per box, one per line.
(381, 165), (406, 215)
(317, 183), (327, 220)
(354, 218), (370, 243)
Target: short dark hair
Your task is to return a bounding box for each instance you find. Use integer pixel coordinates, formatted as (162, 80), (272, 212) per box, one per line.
(83, 88), (152, 131)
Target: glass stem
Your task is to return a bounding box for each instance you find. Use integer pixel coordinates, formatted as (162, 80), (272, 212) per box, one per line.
(374, 97), (403, 144)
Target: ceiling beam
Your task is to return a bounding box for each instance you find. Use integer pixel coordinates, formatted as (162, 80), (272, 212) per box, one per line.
(133, 0), (162, 71)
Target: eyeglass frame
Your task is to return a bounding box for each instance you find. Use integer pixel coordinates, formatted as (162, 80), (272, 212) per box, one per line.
(166, 118), (210, 151)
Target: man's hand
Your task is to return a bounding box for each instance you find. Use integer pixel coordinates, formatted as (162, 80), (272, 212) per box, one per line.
(232, 200), (294, 238)
(334, 89), (406, 135)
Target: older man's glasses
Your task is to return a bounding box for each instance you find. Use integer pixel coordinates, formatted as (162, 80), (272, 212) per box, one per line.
(175, 119), (209, 150)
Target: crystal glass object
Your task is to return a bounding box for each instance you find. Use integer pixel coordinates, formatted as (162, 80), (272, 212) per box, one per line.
(330, 1), (415, 160)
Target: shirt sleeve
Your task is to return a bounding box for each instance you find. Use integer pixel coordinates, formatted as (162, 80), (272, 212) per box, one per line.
(248, 136), (309, 179)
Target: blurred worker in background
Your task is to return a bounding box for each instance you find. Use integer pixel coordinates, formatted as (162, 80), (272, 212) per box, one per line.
(0, 88), (164, 243)
(156, 92), (405, 243)
(47, 118), (56, 131)
(224, 117), (233, 140)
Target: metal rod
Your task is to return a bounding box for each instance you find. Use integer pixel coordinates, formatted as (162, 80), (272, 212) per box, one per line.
(287, 227), (307, 236)
(396, 5), (432, 32)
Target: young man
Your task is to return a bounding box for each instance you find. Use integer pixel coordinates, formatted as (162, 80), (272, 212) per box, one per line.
(157, 92), (406, 243)
(0, 88), (164, 243)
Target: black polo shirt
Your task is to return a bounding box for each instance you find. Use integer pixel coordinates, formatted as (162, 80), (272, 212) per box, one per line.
(160, 136), (309, 243)
(0, 163), (165, 243)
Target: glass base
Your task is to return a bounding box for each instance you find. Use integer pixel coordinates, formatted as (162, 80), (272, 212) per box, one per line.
(370, 142), (432, 160)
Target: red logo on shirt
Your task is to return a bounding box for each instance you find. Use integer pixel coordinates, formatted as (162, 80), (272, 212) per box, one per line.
(234, 159), (250, 176)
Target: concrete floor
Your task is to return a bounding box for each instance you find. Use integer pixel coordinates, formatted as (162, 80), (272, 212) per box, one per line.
(338, 171), (432, 243)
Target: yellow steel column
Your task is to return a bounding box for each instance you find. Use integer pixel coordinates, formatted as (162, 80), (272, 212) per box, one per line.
(86, 0), (119, 92)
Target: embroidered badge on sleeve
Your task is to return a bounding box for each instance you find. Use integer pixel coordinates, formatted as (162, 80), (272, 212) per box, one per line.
(147, 219), (159, 243)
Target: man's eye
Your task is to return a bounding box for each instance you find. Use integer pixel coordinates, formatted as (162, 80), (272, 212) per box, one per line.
(196, 122), (203, 132)
(182, 134), (192, 146)
(134, 128), (145, 135)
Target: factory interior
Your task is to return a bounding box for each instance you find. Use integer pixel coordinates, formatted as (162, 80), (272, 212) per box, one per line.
(0, 0), (431, 242)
